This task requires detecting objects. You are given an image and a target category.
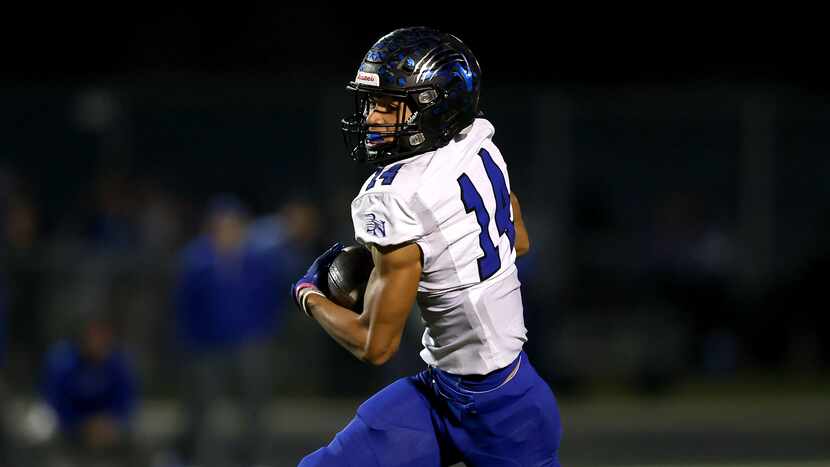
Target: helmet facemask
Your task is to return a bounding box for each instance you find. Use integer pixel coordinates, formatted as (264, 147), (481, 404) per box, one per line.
(342, 86), (440, 165)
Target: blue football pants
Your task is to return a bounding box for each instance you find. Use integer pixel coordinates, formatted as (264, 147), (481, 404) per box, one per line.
(299, 351), (562, 466)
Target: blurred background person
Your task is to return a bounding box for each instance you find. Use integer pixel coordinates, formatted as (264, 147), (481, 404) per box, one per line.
(40, 313), (138, 467)
(174, 194), (286, 467)
(644, 191), (738, 377)
(2, 181), (48, 392)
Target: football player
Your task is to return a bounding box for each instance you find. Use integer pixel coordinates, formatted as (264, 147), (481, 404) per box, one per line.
(292, 27), (562, 466)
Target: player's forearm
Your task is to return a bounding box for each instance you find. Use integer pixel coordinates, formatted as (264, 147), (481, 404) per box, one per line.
(305, 293), (370, 361)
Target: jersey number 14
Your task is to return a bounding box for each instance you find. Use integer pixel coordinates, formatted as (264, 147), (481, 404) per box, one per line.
(458, 148), (516, 281)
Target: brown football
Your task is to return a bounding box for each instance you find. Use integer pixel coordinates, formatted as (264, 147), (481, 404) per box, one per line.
(326, 245), (374, 312)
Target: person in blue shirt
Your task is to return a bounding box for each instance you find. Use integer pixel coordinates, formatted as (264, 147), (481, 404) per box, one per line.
(175, 194), (286, 467)
(176, 195), (284, 352)
(41, 314), (137, 453)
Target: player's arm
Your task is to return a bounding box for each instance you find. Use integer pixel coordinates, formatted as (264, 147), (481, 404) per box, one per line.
(304, 242), (420, 365)
(511, 192), (530, 256)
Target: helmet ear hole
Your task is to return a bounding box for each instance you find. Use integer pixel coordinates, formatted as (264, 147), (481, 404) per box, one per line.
(409, 133), (425, 146)
(418, 90), (438, 105)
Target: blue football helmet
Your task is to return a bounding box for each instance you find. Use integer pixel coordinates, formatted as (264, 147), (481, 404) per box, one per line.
(341, 27), (482, 165)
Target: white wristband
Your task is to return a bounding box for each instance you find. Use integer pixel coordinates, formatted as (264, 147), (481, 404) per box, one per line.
(299, 287), (325, 318)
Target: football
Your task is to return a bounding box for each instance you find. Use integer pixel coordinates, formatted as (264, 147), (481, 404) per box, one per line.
(327, 245), (374, 312)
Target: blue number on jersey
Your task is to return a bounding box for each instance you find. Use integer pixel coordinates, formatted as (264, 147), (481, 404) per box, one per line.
(458, 173), (500, 280)
(457, 148), (516, 281)
(366, 163), (404, 190)
(481, 148), (516, 250)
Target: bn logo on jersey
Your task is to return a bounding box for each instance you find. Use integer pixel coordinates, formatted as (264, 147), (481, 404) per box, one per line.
(365, 213), (386, 237)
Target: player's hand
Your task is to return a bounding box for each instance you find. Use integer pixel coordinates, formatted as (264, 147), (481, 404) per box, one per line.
(291, 242), (344, 317)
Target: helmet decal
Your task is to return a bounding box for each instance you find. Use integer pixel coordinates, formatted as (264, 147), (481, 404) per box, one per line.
(355, 71), (380, 87)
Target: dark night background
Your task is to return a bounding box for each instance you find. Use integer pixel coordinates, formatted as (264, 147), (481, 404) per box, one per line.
(0, 6), (828, 467)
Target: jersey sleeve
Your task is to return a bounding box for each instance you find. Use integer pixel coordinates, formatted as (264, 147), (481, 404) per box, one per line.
(351, 192), (425, 248)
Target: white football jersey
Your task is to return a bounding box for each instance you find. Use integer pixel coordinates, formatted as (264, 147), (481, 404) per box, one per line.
(351, 118), (527, 375)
